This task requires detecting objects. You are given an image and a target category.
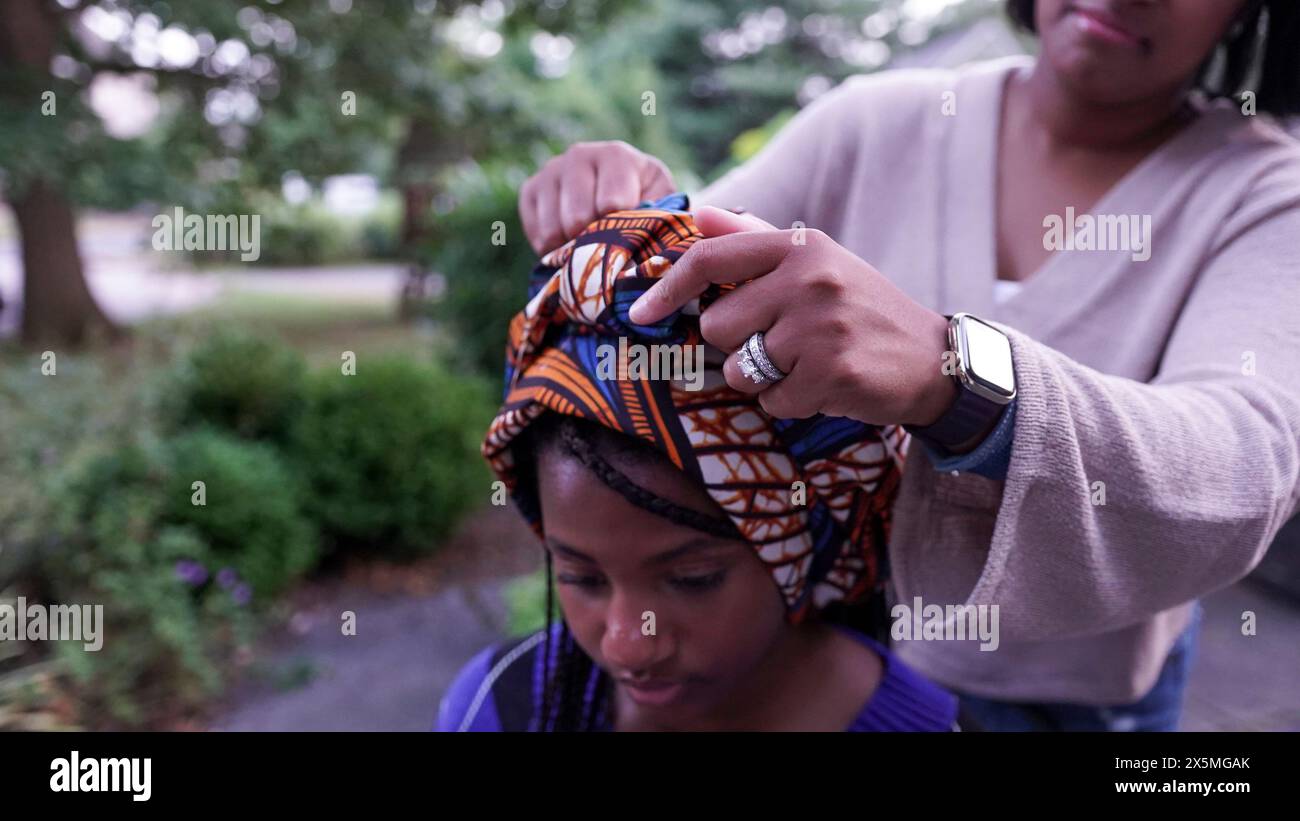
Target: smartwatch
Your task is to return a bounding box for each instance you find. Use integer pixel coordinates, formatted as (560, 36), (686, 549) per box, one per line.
(906, 312), (1016, 452)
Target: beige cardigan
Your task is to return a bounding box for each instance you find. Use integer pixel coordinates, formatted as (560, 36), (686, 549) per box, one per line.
(695, 55), (1300, 703)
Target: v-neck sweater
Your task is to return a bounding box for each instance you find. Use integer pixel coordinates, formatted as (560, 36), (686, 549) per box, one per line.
(694, 55), (1300, 703)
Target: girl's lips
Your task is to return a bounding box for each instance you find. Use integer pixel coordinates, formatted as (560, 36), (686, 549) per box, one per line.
(621, 680), (688, 707)
(1069, 7), (1144, 49)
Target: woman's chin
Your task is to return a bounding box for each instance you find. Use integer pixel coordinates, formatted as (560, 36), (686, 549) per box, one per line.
(1046, 45), (1153, 105)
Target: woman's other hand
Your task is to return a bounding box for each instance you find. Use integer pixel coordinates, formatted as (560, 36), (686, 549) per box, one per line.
(519, 140), (677, 256)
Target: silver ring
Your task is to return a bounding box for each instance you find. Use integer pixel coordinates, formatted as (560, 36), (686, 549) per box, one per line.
(739, 331), (786, 385)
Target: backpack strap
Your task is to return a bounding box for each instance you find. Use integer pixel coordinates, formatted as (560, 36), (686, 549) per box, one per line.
(953, 701), (986, 732)
(486, 631), (546, 732)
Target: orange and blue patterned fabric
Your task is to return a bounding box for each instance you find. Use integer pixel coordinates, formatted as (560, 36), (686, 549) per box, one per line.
(481, 192), (908, 623)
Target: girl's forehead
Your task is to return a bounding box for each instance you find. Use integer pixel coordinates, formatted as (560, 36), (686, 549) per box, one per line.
(538, 437), (726, 519)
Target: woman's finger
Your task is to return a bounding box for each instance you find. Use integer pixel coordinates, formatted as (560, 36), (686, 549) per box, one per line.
(721, 348), (769, 395)
(720, 314), (799, 396)
(695, 204), (779, 234)
(698, 268), (788, 353)
(755, 358), (821, 419)
(535, 177), (566, 256)
(628, 230), (795, 324)
(519, 180), (545, 255)
(558, 159), (598, 242)
(594, 156), (642, 216)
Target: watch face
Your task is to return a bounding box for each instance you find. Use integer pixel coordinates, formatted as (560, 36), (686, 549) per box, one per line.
(957, 315), (1015, 400)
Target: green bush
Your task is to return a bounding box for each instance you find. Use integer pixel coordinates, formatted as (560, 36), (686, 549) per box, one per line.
(503, 569), (560, 637)
(360, 193), (403, 260)
(421, 165), (539, 375)
(257, 200), (361, 266)
(291, 357), (495, 559)
(183, 192), (403, 267)
(42, 433), (257, 727)
(3, 330), (494, 727)
(0, 355), (151, 588)
(163, 328), (307, 444)
(162, 429), (318, 597)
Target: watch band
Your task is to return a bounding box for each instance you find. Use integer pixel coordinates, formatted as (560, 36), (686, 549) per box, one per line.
(904, 313), (1012, 452)
(905, 384), (1005, 452)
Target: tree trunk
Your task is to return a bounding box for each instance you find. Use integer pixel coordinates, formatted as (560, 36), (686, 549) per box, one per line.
(395, 118), (444, 320)
(396, 117), (446, 252)
(0, 0), (118, 347)
(11, 182), (116, 347)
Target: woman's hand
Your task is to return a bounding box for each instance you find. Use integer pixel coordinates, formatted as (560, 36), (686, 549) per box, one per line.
(519, 140), (677, 256)
(628, 206), (957, 426)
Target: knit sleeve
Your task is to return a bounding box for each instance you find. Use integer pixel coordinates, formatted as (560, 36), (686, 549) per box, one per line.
(951, 182), (1300, 643)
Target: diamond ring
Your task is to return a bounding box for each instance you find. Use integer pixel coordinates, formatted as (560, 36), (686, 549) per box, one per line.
(737, 331), (787, 386)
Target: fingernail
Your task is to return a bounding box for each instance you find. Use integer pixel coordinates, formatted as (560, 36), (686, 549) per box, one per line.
(629, 292), (651, 323)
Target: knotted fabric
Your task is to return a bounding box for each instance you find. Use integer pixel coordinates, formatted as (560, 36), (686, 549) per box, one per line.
(482, 192), (908, 623)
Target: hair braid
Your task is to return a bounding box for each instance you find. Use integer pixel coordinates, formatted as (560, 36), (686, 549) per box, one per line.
(536, 549), (555, 732)
(557, 420), (743, 541)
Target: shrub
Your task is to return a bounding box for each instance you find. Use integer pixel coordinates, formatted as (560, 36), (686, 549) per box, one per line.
(162, 428), (318, 597)
(256, 200), (361, 267)
(3, 329), (491, 727)
(291, 357), (494, 559)
(162, 328), (307, 444)
(41, 433), (258, 727)
(181, 192), (403, 267)
(502, 569), (559, 637)
(0, 354), (151, 587)
(421, 166), (539, 375)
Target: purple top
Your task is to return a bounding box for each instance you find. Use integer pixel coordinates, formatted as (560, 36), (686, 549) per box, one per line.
(436, 622), (960, 732)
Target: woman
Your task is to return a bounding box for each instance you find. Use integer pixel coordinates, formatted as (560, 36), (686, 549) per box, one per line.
(514, 0), (1300, 730)
(437, 197), (969, 731)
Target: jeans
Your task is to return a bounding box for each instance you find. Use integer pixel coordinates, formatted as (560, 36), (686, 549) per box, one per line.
(957, 602), (1203, 732)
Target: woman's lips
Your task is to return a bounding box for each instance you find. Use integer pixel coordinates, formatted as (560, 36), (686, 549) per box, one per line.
(620, 679), (688, 707)
(1068, 6), (1145, 50)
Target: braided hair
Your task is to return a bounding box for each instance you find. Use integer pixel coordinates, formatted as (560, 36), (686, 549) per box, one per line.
(512, 412), (886, 731)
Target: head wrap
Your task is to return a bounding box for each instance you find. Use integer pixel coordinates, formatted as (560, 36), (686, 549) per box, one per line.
(482, 192), (907, 623)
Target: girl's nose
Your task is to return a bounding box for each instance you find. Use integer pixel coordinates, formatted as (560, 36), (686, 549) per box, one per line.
(600, 597), (671, 673)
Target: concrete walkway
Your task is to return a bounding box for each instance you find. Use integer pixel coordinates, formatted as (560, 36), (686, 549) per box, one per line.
(209, 504), (542, 732)
(210, 581), (509, 732)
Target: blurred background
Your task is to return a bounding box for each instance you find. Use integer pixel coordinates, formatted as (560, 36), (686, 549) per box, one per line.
(0, 0), (1294, 731)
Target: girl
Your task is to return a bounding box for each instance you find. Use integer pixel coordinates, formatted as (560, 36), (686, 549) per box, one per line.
(438, 197), (972, 731)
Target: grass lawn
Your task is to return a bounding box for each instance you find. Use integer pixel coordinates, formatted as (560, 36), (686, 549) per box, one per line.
(146, 291), (433, 369)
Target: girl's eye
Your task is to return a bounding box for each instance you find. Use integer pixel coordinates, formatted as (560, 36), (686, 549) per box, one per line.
(556, 573), (606, 590)
(670, 570), (727, 593)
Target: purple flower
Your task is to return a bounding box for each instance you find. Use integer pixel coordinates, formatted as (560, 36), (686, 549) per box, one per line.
(231, 583), (252, 607)
(174, 559), (208, 587)
(217, 567), (240, 590)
